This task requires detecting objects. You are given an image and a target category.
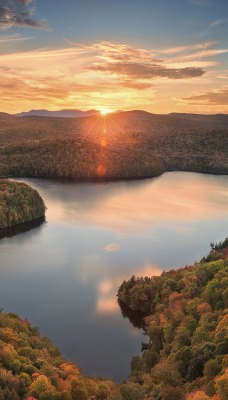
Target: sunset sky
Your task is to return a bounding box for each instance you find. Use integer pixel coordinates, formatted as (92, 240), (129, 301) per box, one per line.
(0, 0), (228, 114)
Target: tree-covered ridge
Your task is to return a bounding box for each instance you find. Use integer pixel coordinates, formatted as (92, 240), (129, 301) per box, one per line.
(0, 311), (115, 400)
(0, 180), (45, 229)
(0, 112), (227, 179)
(117, 239), (228, 400)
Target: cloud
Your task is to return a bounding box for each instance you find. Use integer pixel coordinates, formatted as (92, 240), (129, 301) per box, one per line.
(87, 61), (205, 80)
(218, 73), (228, 80)
(96, 279), (119, 314)
(0, 32), (32, 43)
(210, 18), (228, 27)
(0, 39), (227, 113)
(104, 243), (120, 252)
(168, 48), (228, 62)
(0, 0), (49, 30)
(161, 41), (216, 55)
(183, 88), (228, 105)
(188, 0), (211, 6)
(120, 79), (153, 90)
(77, 40), (226, 82)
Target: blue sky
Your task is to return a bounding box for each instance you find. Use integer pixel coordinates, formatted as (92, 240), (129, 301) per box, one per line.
(0, 0), (228, 113)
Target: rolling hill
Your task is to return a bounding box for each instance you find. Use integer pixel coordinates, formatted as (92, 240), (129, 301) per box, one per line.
(0, 110), (227, 179)
(169, 113), (228, 128)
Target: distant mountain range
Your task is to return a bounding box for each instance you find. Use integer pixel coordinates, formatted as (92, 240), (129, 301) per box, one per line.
(15, 109), (99, 118)
(13, 109), (228, 127)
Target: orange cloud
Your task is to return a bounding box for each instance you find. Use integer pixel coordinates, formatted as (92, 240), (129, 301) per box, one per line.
(104, 243), (120, 252)
(183, 88), (228, 105)
(87, 62), (205, 80)
(0, 39), (227, 113)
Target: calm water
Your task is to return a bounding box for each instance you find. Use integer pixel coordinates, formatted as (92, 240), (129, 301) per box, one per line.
(0, 172), (228, 381)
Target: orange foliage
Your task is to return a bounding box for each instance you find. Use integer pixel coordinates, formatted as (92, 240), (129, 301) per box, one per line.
(216, 315), (228, 333)
(169, 292), (184, 302)
(26, 397), (38, 400)
(186, 390), (210, 400)
(215, 368), (228, 400)
(32, 373), (39, 380)
(159, 313), (168, 326)
(197, 302), (212, 314)
(169, 292), (184, 313)
(60, 362), (80, 376)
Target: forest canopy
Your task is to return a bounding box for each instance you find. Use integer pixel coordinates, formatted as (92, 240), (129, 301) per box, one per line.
(0, 112), (227, 180)
(117, 238), (228, 400)
(0, 180), (45, 229)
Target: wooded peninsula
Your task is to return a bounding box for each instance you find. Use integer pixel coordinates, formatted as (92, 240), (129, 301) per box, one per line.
(0, 180), (45, 229)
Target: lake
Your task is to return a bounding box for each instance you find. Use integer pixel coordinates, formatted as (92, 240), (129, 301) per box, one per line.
(0, 172), (228, 382)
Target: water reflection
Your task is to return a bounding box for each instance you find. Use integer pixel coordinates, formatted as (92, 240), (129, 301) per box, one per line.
(19, 172), (228, 235)
(0, 216), (45, 240)
(95, 264), (161, 316)
(118, 299), (147, 330)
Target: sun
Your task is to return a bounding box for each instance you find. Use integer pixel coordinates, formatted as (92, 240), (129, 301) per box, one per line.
(99, 108), (112, 116)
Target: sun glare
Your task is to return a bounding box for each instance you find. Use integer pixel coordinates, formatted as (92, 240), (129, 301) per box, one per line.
(100, 108), (112, 116)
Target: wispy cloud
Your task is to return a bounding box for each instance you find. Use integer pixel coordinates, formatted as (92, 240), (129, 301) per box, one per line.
(0, 32), (31, 43)
(66, 39), (158, 63)
(210, 18), (228, 27)
(170, 48), (228, 62)
(218, 73), (228, 80)
(188, 0), (211, 6)
(119, 79), (153, 90)
(161, 41), (216, 55)
(183, 88), (228, 105)
(0, 0), (49, 30)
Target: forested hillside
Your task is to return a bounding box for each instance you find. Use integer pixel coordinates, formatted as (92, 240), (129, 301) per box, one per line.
(0, 111), (227, 179)
(0, 180), (45, 229)
(117, 239), (228, 400)
(0, 310), (115, 400)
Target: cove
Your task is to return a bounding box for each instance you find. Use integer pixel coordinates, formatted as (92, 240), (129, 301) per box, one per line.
(0, 171), (227, 382)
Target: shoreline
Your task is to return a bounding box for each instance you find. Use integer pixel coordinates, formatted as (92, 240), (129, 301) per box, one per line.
(2, 168), (228, 184)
